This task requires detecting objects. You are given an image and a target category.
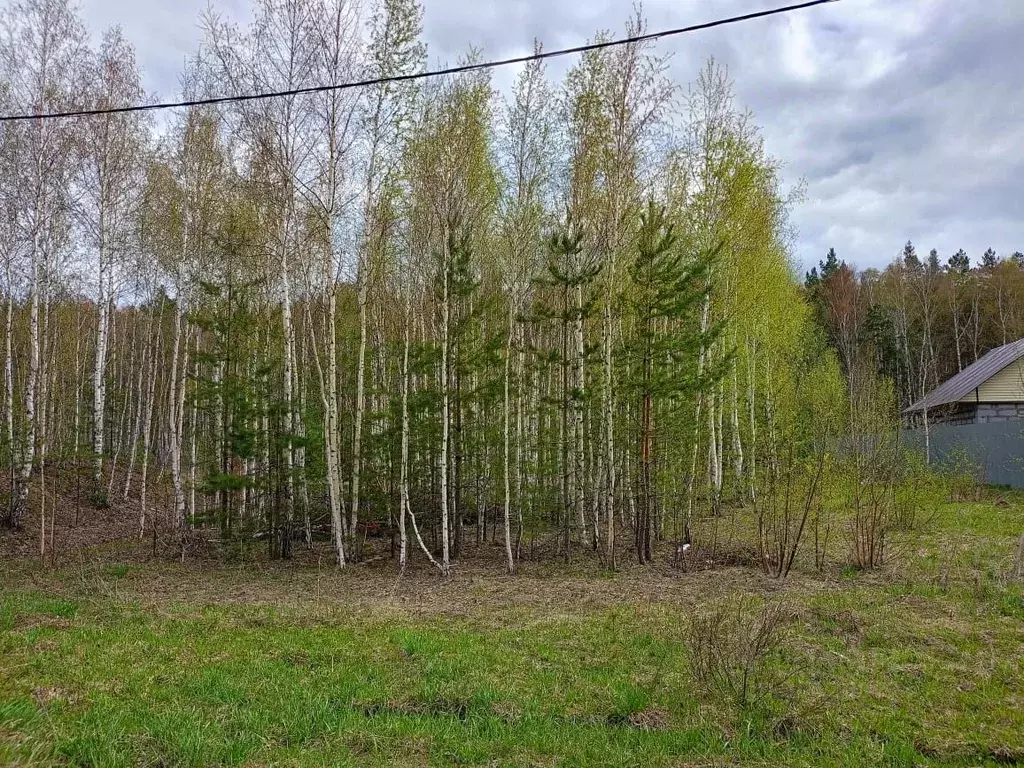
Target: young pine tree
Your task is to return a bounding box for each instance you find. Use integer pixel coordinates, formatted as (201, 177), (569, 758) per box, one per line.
(627, 201), (720, 564)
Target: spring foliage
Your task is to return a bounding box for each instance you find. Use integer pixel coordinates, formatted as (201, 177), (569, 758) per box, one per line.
(0, 0), (840, 570)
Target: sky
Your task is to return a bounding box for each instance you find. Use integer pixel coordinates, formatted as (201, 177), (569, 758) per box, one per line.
(78, 0), (1024, 273)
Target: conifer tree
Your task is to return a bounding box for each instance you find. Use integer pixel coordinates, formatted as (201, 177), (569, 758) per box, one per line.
(627, 201), (718, 563)
(541, 221), (599, 561)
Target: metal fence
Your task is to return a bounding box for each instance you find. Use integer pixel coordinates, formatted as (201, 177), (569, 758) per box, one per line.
(902, 421), (1024, 488)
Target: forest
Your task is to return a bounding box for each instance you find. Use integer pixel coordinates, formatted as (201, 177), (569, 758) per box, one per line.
(3, 0), (1024, 765)
(0, 0), (1021, 576)
(807, 242), (1024, 415)
(0, 0), (824, 572)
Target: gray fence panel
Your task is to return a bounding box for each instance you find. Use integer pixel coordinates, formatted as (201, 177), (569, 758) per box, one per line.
(902, 422), (1024, 488)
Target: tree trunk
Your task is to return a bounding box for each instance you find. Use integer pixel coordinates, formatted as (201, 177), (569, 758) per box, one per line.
(730, 355), (744, 501)
(350, 281), (368, 556)
(92, 226), (110, 489)
(439, 250), (452, 576)
(502, 304), (515, 574)
(139, 305), (163, 537)
(15, 245), (41, 528)
(4, 258), (15, 527)
(168, 299), (188, 532)
(398, 289), (413, 573)
(123, 307), (152, 501)
(325, 287), (346, 564)
(603, 302), (615, 568)
(573, 283), (586, 547)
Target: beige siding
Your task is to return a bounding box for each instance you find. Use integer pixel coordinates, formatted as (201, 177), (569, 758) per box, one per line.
(960, 360), (1024, 403)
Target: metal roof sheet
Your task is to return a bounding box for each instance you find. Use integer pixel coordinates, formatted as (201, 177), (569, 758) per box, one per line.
(904, 337), (1024, 412)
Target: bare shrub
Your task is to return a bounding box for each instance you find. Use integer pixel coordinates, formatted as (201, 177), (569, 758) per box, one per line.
(812, 499), (831, 572)
(684, 596), (795, 709)
(943, 446), (984, 502)
(891, 449), (928, 531)
(844, 370), (898, 570)
(847, 436), (940, 568)
(753, 344), (841, 578)
(848, 456), (891, 569)
(756, 445), (827, 579)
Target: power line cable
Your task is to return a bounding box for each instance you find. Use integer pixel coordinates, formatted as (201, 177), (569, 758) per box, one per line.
(0, 0), (839, 123)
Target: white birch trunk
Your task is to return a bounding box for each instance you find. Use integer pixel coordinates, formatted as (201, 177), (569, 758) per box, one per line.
(92, 221), (110, 486)
(188, 335), (199, 525)
(325, 285), (346, 564)
(746, 337), (757, 503)
(168, 299), (187, 531)
(4, 258), (15, 525)
(686, 291), (712, 530)
(306, 289), (346, 566)
(139, 310), (162, 537)
(715, 379), (725, 494)
(439, 250), (452, 576)
(502, 304), (515, 574)
(573, 283), (586, 545)
(398, 289), (412, 573)
(280, 252), (297, 538)
(350, 282), (368, 548)
(707, 388), (720, 510)
(603, 302), (615, 566)
(36, 279), (51, 556)
(123, 309), (150, 500)
(16, 239), (41, 527)
(730, 356), (744, 497)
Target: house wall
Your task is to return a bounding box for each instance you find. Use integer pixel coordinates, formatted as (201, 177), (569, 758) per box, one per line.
(943, 403), (979, 426)
(960, 360), (1024, 403)
(977, 402), (1024, 423)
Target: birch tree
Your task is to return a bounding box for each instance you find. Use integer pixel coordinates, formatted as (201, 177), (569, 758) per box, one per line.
(79, 27), (146, 498)
(350, 0), (424, 557)
(497, 46), (552, 573)
(0, 0), (84, 528)
(303, 0), (363, 564)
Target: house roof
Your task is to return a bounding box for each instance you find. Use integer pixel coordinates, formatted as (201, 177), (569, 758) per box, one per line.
(904, 337), (1024, 413)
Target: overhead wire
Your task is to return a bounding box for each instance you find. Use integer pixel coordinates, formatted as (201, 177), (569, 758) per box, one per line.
(0, 0), (839, 122)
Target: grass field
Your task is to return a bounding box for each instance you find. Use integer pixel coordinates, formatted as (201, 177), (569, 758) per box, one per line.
(2, 493), (1023, 767)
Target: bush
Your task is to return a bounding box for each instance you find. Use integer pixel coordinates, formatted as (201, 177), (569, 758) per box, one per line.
(89, 486), (110, 510)
(684, 595), (794, 710)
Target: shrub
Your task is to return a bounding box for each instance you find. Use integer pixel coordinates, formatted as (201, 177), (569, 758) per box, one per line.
(684, 596), (794, 710)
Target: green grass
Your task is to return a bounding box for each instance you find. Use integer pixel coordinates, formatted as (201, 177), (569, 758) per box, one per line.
(1, 494), (1023, 766)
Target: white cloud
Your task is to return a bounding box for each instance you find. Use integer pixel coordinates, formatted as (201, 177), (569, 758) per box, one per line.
(76, 0), (1024, 272)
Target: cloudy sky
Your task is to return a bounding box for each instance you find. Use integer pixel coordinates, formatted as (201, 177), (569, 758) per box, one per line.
(79, 0), (1024, 272)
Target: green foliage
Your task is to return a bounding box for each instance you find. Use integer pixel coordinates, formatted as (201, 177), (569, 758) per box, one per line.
(188, 211), (280, 535)
(624, 201), (721, 400)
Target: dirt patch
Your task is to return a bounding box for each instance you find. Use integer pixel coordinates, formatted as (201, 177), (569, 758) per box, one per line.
(31, 686), (77, 707)
(0, 470), (872, 624)
(0, 466), (172, 563)
(14, 614), (75, 632)
(611, 707), (671, 731)
(0, 540), (849, 631)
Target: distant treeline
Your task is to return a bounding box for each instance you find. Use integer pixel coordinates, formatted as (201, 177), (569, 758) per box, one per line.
(806, 244), (1024, 410)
